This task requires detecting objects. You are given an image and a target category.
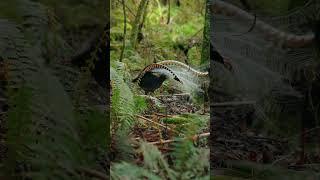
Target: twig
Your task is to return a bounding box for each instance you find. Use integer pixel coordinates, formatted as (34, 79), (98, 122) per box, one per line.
(76, 167), (107, 180)
(211, 101), (256, 107)
(156, 93), (191, 97)
(149, 132), (210, 145)
(116, 0), (136, 17)
(166, 0), (171, 24)
(135, 115), (177, 133)
(138, 95), (162, 103)
(188, 27), (204, 40)
(144, 113), (174, 118)
(155, 113), (174, 117)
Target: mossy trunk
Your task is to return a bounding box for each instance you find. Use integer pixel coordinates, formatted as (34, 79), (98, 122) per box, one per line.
(130, 0), (149, 48)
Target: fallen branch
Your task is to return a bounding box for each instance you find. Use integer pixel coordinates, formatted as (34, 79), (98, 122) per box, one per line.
(144, 113), (174, 118)
(155, 113), (174, 117)
(156, 93), (191, 97)
(135, 115), (177, 133)
(138, 95), (163, 105)
(149, 132), (210, 145)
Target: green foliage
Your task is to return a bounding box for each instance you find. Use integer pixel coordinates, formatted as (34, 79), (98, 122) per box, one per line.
(111, 162), (163, 180)
(111, 1), (209, 179)
(171, 141), (209, 179)
(110, 63), (148, 134)
(111, 66), (135, 131)
(111, 0), (207, 67)
(139, 142), (177, 179)
(134, 95), (148, 113)
(188, 46), (202, 66)
(111, 142), (210, 180)
(161, 113), (208, 134)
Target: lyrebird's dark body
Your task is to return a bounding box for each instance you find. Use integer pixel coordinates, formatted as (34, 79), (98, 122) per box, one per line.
(133, 71), (168, 94)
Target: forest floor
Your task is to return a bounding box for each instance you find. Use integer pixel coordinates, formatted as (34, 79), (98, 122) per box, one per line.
(132, 93), (209, 149)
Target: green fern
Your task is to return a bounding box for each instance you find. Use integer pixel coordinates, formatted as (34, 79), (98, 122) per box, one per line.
(111, 62), (148, 131)
(111, 142), (210, 180)
(111, 66), (135, 131)
(161, 113), (208, 135)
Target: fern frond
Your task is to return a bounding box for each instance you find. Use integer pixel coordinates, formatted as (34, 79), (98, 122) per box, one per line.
(111, 141), (210, 180)
(111, 66), (135, 131)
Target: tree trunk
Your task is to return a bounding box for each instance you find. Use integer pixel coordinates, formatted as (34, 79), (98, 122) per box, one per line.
(130, 0), (149, 48)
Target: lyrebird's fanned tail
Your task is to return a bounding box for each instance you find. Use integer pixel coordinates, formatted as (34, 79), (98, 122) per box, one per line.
(132, 63), (182, 84)
(157, 60), (209, 77)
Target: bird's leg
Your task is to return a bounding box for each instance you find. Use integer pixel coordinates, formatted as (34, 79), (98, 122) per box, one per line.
(157, 126), (163, 143)
(202, 93), (206, 114)
(153, 114), (164, 142)
(158, 105), (169, 143)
